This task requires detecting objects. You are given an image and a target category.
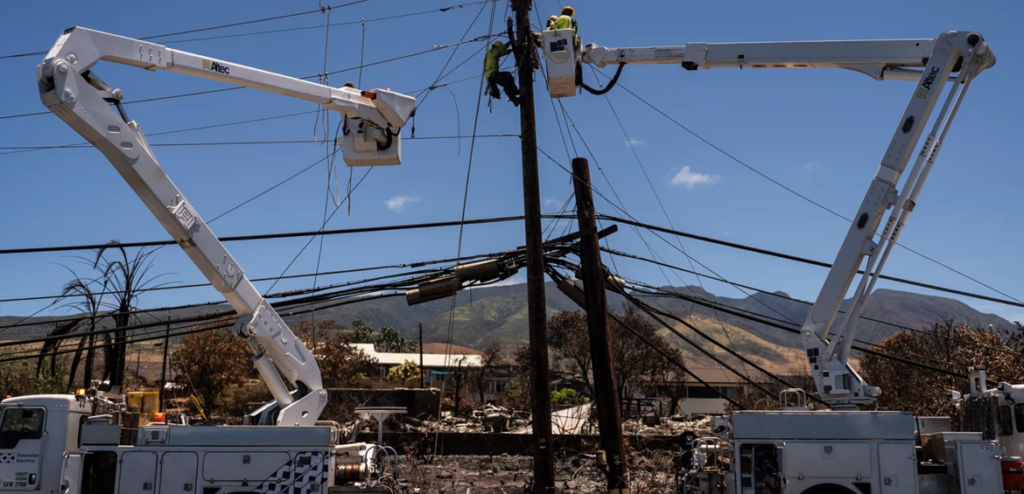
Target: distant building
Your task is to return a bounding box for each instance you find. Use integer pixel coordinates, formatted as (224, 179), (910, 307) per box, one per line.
(636, 367), (748, 416)
(351, 343), (484, 388)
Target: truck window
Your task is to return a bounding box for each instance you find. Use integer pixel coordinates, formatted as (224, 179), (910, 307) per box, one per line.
(82, 451), (118, 494)
(1016, 403), (1024, 434)
(0, 407), (44, 449)
(998, 405), (1014, 436)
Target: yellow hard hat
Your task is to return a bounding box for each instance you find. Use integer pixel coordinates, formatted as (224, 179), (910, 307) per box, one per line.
(492, 41), (504, 49)
(548, 15), (559, 23)
(561, 6), (574, 16)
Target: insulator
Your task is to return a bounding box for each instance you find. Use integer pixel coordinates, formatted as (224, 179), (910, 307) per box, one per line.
(573, 269), (626, 291)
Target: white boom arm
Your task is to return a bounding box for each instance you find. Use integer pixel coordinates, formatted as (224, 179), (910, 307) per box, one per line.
(37, 27), (416, 425)
(546, 31), (995, 408)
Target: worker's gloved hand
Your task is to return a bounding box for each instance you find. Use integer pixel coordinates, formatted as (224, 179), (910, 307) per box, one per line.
(533, 32), (543, 48)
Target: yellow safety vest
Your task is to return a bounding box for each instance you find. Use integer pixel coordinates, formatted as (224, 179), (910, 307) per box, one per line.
(550, 15), (576, 31)
(483, 45), (509, 81)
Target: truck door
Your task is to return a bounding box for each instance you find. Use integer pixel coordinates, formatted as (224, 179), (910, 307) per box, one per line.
(119, 451), (158, 493)
(0, 406), (45, 490)
(61, 453), (85, 494)
(160, 452), (198, 494)
(878, 442), (917, 494)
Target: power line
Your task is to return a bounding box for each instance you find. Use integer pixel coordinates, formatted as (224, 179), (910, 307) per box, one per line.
(0, 135), (518, 153)
(0, 215), (553, 255)
(0, 111), (317, 156)
(7, 206), (1017, 312)
(595, 213), (1024, 310)
(153, 1), (492, 45)
(629, 281), (985, 383)
(628, 280), (1015, 372)
(0, 37), (497, 121)
(0, 0), (375, 60)
(599, 73), (1022, 307)
(606, 246), (1024, 358)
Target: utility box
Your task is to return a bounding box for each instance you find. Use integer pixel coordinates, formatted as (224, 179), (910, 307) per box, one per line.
(542, 29), (579, 98)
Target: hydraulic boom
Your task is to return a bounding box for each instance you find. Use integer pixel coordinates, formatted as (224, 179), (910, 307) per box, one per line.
(37, 27), (416, 425)
(543, 30), (995, 408)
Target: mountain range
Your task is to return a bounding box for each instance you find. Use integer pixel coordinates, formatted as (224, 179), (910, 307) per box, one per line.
(4, 282), (1015, 368)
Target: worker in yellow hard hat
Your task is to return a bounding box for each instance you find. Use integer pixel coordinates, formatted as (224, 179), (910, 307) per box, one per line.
(549, 6), (578, 33)
(546, 15), (559, 29)
(483, 40), (519, 106)
(548, 6), (581, 86)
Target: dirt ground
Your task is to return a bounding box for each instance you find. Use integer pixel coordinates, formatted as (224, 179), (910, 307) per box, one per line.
(401, 451), (679, 494)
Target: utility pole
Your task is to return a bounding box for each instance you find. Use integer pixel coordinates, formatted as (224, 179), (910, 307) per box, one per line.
(135, 345), (142, 381)
(158, 317), (171, 412)
(419, 323), (425, 389)
(509, 1), (554, 491)
(572, 157), (630, 491)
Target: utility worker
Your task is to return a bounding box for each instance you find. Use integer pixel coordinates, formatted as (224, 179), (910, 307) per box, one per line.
(549, 6), (577, 34)
(546, 15), (559, 29)
(483, 40), (520, 106)
(548, 6), (581, 86)
(343, 82), (355, 88)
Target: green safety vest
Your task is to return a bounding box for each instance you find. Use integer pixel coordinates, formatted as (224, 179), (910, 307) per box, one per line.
(483, 45), (510, 81)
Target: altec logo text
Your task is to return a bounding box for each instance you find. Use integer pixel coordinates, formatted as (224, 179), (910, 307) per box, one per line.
(201, 59), (230, 75)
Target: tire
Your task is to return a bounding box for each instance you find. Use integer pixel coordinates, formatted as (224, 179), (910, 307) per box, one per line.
(800, 483), (859, 494)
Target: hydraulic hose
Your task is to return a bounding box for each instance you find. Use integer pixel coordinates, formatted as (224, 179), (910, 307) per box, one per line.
(580, 63), (625, 95)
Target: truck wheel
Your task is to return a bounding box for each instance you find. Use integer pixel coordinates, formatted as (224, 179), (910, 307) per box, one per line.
(801, 483), (858, 494)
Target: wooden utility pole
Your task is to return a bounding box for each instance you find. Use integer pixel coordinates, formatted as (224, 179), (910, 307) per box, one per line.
(158, 317), (171, 412)
(572, 157), (630, 491)
(419, 323), (425, 389)
(510, 0), (554, 491)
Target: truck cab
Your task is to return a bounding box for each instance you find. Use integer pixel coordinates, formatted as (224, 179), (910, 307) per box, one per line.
(0, 394), (119, 493)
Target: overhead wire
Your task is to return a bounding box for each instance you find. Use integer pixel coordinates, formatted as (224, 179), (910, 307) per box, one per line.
(0, 134), (517, 153)
(600, 85), (756, 382)
(0, 37), (499, 121)
(310, 4), (337, 334)
(536, 145), (1021, 391)
(0, 0), (375, 60)
(557, 101), (756, 380)
(142, 1), (494, 45)
(604, 247), (1024, 359)
(434, 0), (496, 458)
(595, 72), (1022, 307)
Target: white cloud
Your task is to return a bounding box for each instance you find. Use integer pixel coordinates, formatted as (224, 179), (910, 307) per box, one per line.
(625, 139), (645, 147)
(385, 195), (421, 212)
(542, 197), (562, 208)
(669, 166), (719, 189)
(802, 162), (824, 172)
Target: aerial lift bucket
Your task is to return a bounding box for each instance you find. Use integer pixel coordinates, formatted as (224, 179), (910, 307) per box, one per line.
(542, 29), (579, 98)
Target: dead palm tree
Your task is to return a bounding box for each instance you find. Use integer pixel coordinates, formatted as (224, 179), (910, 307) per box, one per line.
(92, 242), (171, 389)
(56, 274), (108, 390)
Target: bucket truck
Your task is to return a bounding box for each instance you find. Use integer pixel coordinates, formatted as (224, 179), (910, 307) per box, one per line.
(0, 27), (415, 493)
(543, 29), (1024, 494)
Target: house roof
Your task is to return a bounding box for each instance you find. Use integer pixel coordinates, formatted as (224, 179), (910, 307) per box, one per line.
(683, 367), (746, 386)
(419, 343), (482, 355)
(352, 343), (484, 368)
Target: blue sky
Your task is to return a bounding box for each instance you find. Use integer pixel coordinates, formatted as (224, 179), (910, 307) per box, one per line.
(1, 0), (1021, 325)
